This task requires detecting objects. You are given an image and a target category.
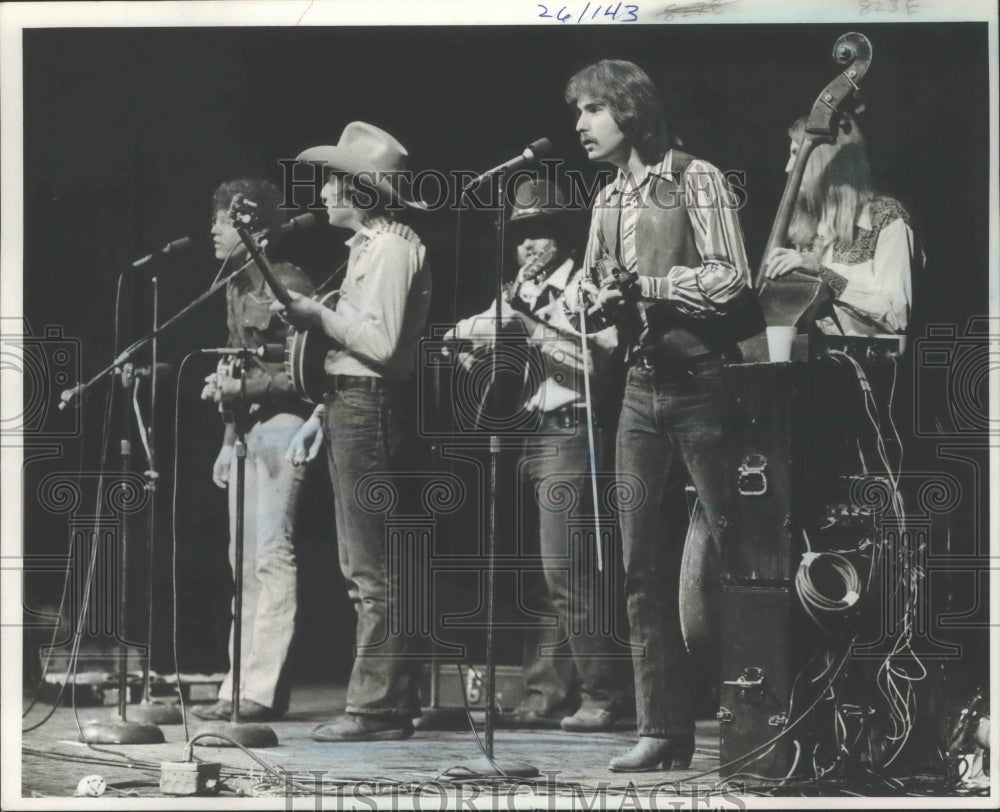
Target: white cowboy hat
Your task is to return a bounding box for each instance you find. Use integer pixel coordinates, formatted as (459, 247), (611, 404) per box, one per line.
(296, 121), (426, 210)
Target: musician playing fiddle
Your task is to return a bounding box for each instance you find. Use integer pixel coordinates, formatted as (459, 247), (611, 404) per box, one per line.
(195, 178), (315, 723)
(445, 176), (629, 733)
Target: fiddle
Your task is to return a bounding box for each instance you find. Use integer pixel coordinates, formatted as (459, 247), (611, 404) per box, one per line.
(504, 243), (559, 314)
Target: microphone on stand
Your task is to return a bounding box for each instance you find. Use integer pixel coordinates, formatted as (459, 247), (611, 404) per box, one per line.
(199, 345), (284, 359)
(463, 138), (554, 191)
(130, 213), (319, 268)
(131, 235), (202, 268)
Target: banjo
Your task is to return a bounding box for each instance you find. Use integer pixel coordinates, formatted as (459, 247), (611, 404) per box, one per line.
(228, 194), (341, 404)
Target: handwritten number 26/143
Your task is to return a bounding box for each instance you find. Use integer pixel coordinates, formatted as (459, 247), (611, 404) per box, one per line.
(538, 3), (640, 23)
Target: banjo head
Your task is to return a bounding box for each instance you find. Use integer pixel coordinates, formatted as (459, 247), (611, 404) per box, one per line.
(285, 289), (340, 405)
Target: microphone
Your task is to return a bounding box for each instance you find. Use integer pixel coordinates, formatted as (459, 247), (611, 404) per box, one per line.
(463, 138), (553, 191)
(130, 213), (317, 269)
(131, 235), (199, 268)
(278, 212), (318, 234)
(260, 212), (320, 246)
(200, 345), (284, 359)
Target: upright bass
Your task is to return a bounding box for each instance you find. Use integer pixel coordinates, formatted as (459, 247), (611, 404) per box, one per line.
(681, 32), (875, 653)
(748, 32), (874, 349)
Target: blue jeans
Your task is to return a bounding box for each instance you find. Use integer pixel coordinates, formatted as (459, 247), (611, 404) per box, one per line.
(323, 384), (420, 719)
(517, 421), (630, 715)
(617, 357), (729, 737)
(220, 412), (305, 710)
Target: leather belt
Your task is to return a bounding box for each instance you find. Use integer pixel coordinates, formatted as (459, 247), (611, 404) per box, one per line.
(630, 348), (727, 371)
(324, 374), (386, 393)
(537, 403), (588, 429)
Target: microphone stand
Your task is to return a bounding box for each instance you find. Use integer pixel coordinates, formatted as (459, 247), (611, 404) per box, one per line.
(449, 178), (538, 779)
(67, 256), (247, 743)
(130, 276), (183, 726)
(59, 262), (247, 412)
(193, 350), (278, 749)
(80, 359), (165, 745)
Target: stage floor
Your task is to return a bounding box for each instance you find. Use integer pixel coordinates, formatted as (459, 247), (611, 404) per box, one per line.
(20, 681), (726, 802)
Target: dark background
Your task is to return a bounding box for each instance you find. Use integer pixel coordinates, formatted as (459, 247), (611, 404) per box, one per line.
(20, 23), (990, 683)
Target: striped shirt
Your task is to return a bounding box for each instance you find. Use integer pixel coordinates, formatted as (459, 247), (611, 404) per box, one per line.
(584, 150), (751, 319)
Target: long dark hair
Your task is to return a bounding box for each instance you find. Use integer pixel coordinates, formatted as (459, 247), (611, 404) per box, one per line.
(564, 59), (672, 165)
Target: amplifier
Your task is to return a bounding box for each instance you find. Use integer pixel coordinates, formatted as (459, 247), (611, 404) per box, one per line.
(817, 333), (907, 363)
(420, 663), (526, 714)
(739, 331), (906, 365)
(718, 585), (800, 778)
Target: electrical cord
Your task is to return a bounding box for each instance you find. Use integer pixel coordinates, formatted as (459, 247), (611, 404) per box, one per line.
(23, 372), (119, 735)
(795, 531), (862, 635)
(171, 351), (207, 740)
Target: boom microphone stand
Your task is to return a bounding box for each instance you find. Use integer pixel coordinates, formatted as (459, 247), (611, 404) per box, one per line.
(80, 360), (165, 745)
(62, 252), (258, 743)
(79, 264), (171, 746)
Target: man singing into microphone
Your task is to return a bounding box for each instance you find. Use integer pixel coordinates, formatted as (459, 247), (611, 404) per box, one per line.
(567, 60), (752, 771)
(194, 178), (315, 723)
(279, 123), (431, 742)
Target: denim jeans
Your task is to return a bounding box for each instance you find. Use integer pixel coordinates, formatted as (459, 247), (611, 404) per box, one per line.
(617, 357), (729, 737)
(323, 384), (420, 719)
(517, 421), (630, 716)
(220, 411), (305, 710)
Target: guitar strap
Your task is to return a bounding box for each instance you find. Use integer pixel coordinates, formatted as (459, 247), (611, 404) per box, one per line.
(315, 258), (349, 295)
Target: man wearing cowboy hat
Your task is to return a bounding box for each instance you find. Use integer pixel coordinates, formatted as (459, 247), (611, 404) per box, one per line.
(445, 176), (631, 733)
(279, 122), (431, 742)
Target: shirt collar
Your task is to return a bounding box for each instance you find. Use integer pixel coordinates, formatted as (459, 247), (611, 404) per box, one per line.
(611, 150), (675, 197)
(343, 217), (391, 248)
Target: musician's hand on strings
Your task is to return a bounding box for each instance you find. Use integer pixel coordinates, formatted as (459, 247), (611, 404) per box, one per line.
(271, 289), (321, 329)
(764, 247), (820, 279)
(576, 278), (601, 311)
(286, 414), (324, 466)
(212, 444), (234, 488)
(200, 373), (220, 402)
(595, 277), (626, 311)
(202, 373), (241, 404)
(215, 376), (242, 403)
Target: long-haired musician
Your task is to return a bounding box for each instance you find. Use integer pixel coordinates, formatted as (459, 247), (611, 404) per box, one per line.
(567, 59), (753, 772)
(195, 178), (315, 723)
(764, 113), (918, 336)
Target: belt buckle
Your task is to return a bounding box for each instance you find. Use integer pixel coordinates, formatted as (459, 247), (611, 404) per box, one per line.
(635, 352), (654, 371)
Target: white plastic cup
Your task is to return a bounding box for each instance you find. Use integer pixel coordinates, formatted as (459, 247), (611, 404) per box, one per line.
(766, 326), (797, 363)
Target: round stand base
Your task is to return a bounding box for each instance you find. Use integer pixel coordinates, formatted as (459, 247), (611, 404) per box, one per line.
(446, 756), (539, 778)
(80, 719), (166, 745)
(413, 707), (471, 732)
(192, 721), (278, 748)
(130, 702), (183, 725)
